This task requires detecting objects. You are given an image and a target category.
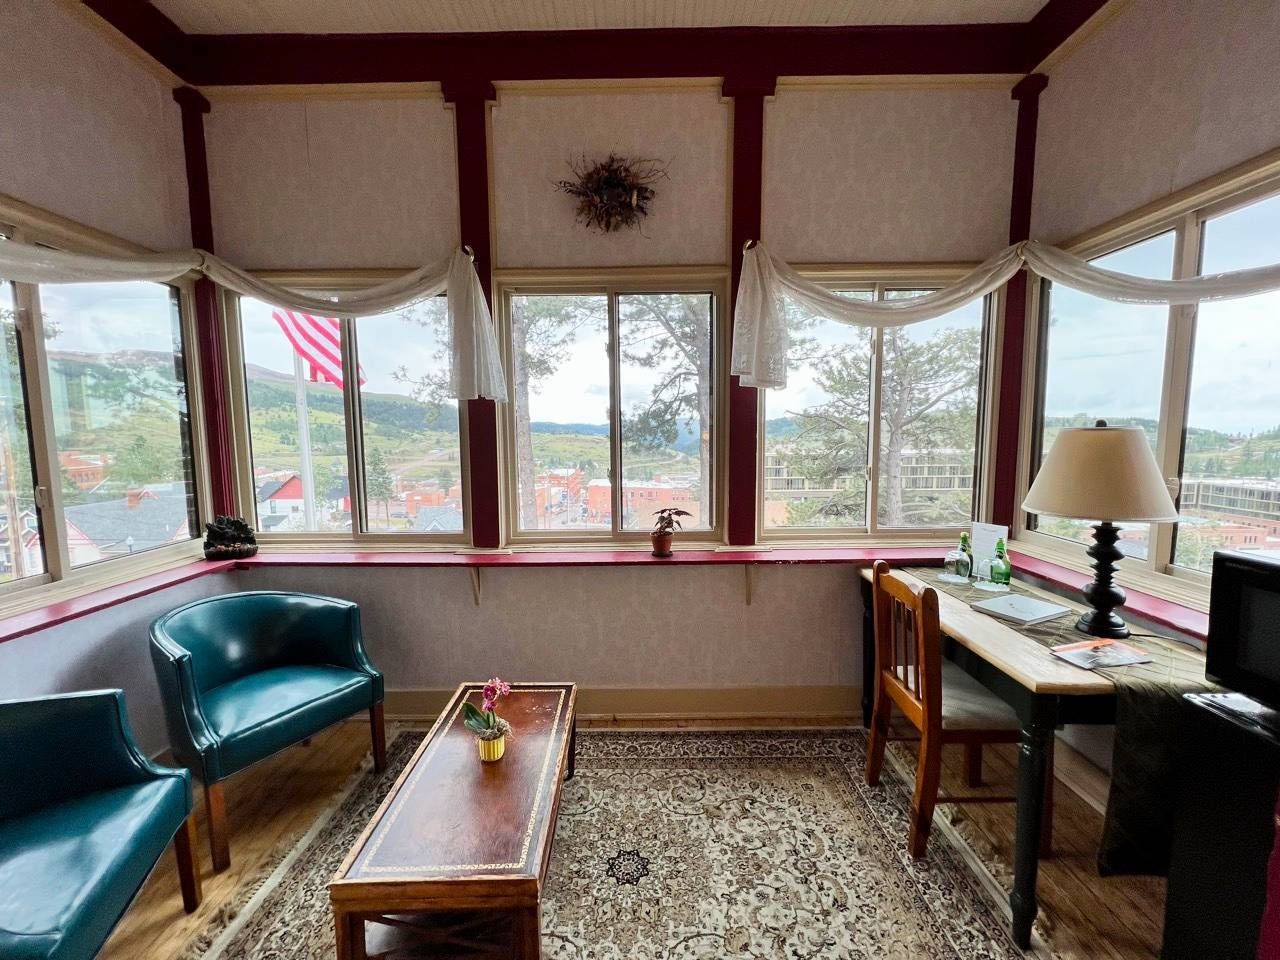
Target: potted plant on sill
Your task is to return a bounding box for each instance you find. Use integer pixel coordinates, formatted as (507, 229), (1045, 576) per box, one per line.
(650, 507), (692, 558)
(464, 677), (512, 762)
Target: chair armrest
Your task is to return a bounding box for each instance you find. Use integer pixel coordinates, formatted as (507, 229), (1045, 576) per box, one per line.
(297, 597), (384, 702)
(149, 627), (220, 783)
(0, 690), (190, 821)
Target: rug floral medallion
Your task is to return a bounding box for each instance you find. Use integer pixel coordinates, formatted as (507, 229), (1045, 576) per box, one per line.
(184, 730), (1023, 960)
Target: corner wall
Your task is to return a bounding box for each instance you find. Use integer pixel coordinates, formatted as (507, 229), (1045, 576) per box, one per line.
(1032, 0), (1280, 242)
(0, 571), (243, 752)
(0, 564), (862, 755)
(0, 0), (190, 250)
(237, 563), (863, 707)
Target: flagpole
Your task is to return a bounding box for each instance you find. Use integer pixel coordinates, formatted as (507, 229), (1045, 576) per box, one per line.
(293, 352), (317, 529)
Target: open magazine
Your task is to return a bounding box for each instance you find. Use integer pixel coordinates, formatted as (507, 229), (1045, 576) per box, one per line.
(1051, 639), (1153, 670)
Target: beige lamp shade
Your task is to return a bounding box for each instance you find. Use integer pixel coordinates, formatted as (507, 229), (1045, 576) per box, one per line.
(1022, 424), (1178, 522)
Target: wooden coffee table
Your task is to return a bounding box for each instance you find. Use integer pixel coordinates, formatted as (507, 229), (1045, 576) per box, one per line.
(330, 682), (577, 960)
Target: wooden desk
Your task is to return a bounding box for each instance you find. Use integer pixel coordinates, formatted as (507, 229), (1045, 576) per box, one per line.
(330, 682), (577, 959)
(858, 568), (1116, 949)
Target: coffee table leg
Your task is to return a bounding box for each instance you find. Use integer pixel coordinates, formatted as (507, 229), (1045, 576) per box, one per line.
(334, 909), (367, 960)
(514, 903), (542, 959)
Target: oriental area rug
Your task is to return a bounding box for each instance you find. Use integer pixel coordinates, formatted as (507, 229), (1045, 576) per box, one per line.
(182, 730), (1025, 960)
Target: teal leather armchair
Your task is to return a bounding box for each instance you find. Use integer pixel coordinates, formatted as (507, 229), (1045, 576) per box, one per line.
(150, 591), (385, 870)
(0, 690), (201, 960)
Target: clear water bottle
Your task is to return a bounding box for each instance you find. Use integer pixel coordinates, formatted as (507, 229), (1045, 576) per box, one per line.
(940, 532), (973, 583)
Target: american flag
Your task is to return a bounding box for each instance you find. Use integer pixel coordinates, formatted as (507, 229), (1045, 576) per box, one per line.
(271, 309), (365, 389)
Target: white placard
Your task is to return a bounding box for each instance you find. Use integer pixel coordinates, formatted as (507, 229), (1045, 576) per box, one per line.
(970, 521), (1008, 563)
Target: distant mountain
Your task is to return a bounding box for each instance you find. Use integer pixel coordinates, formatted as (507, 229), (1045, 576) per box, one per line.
(529, 421), (609, 436)
(244, 365), (458, 434)
(765, 416), (800, 438)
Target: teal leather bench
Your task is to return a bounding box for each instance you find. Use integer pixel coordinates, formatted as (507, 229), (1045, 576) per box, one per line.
(150, 591), (385, 871)
(0, 690), (200, 960)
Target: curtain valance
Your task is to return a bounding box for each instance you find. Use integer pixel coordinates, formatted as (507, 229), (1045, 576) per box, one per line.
(0, 240), (507, 402)
(732, 240), (1280, 390)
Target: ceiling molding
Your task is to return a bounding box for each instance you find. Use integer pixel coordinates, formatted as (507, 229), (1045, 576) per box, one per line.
(1024, 0), (1115, 68)
(775, 74), (1021, 92)
(201, 82), (445, 103)
(182, 25), (1026, 86)
(1030, 0), (1132, 73)
(80, 0), (190, 78)
(78, 0), (1121, 88)
(52, 0), (182, 84)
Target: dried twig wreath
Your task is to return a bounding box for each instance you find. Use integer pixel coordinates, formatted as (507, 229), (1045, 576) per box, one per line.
(556, 153), (669, 233)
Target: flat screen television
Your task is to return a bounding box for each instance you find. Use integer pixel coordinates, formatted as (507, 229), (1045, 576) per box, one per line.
(1208, 551), (1280, 708)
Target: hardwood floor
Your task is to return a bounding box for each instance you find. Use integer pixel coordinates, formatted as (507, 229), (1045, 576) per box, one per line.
(102, 719), (1163, 960)
(102, 722), (375, 960)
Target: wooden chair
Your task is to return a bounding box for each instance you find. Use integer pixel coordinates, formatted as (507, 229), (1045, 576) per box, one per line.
(864, 561), (1053, 859)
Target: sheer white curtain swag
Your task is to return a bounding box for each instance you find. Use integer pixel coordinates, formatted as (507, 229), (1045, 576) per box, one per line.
(0, 240), (507, 402)
(732, 240), (1280, 390)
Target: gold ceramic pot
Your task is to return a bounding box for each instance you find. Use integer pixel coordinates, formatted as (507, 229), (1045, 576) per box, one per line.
(477, 734), (506, 762)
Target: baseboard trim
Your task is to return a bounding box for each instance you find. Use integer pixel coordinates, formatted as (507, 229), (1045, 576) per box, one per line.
(384, 685), (861, 723)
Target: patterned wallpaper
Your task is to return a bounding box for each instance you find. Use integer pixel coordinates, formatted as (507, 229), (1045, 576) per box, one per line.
(248, 564), (860, 693)
(1033, 0), (1280, 243)
(762, 86), (1018, 263)
(206, 96), (459, 269)
(490, 88), (729, 268)
(0, 0), (191, 251)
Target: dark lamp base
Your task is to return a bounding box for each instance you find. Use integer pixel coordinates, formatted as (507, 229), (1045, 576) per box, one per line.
(1074, 608), (1130, 640)
(1078, 520), (1131, 640)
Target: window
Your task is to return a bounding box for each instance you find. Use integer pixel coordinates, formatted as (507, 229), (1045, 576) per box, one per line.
(763, 291), (873, 529)
(0, 281), (43, 582)
(1026, 180), (1280, 590)
(39, 281), (198, 567)
(763, 282), (989, 534)
(505, 287), (717, 538)
(1032, 232), (1175, 559)
(878, 293), (984, 529)
(236, 295), (467, 539)
(354, 299), (464, 535)
(1174, 193), (1280, 572)
(0, 226), (204, 599)
(239, 299), (351, 534)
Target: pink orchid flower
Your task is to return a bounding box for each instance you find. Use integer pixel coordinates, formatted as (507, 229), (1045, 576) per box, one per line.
(482, 677), (511, 713)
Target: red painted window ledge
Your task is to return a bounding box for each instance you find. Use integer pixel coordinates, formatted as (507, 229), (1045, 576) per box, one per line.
(1009, 549), (1208, 641)
(0, 545), (1208, 645)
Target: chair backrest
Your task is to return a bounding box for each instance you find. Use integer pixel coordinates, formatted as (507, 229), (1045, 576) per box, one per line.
(871, 561), (943, 733)
(151, 591), (349, 693)
(0, 690), (149, 821)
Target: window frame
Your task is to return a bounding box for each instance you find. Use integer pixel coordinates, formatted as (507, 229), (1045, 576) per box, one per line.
(494, 267), (728, 546)
(1016, 170), (1280, 606)
(223, 274), (474, 548)
(0, 202), (212, 612)
(756, 262), (998, 545)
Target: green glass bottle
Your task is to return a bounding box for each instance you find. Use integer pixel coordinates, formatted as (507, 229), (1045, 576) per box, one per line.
(991, 537), (1012, 587)
(959, 532), (973, 578)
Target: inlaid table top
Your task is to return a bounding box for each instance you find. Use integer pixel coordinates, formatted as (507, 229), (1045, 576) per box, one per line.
(331, 682), (577, 909)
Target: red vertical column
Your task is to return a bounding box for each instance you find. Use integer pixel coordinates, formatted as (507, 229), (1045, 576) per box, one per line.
(723, 75), (776, 547)
(443, 80), (502, 549)
(173, 85), (236, 519)
(991, 73), (1048, 528)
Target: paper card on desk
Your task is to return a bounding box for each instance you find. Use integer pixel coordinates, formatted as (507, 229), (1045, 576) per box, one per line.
(1052, 639), (1153, 671)
(971, 594), (1071, 626)
(971, 522), (1008, 563)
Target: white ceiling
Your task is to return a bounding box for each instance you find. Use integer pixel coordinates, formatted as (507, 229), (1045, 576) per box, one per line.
(150, 0), (1051, 35)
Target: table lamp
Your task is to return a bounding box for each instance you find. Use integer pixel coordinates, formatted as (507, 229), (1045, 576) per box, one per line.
(1021, 421), (1178, 639)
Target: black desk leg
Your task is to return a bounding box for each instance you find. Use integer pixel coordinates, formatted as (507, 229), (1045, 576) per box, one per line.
(1011, 695), (1057, 949)
(861, 578), (875, 728)
(566, 718), (577, 781)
